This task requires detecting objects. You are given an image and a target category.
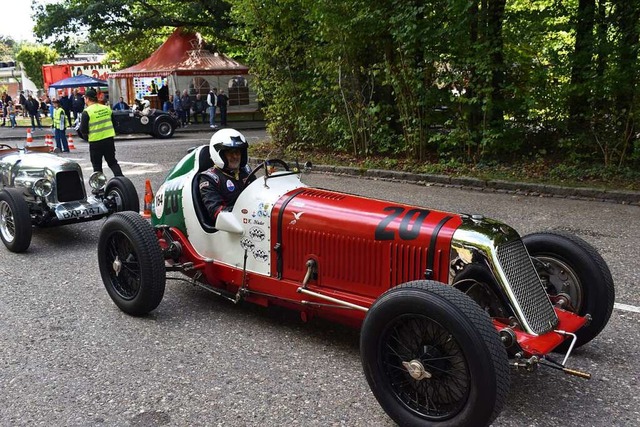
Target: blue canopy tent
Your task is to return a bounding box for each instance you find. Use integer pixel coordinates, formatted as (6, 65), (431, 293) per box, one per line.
(49, 74), (108, 89)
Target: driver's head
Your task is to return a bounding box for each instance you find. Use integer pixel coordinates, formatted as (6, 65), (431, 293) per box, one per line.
(210, 128), (248, 170)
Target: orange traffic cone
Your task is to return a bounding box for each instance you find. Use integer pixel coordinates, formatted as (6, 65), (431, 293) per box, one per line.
(67, 133), (76, 150)
(45, 134), (54, 150)
(140, 179), (154, 219)
(26, 129), (33, 145)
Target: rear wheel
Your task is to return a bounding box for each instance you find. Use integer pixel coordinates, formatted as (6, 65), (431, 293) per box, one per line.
(153, 119), (175, 138)
(523, 231), (615, 350)
(105, 177), (140, 213)
(360, 280), (509, 427)
(0, 188), (32, 253)
(98, 211), (165, 315)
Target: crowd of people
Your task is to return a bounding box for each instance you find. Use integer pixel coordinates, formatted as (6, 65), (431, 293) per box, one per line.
(159, 87), (229, 128)
(1, 85), (232, 131)
(0, 89), (88, 131)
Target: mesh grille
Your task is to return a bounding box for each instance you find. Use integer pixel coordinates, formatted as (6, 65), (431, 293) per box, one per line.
(56, 170), (85, 202)
(497, 240), (558, 334)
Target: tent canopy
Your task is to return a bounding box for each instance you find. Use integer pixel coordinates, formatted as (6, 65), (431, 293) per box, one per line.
(110, 28), (249, 78)
(49, 74), (108, 89)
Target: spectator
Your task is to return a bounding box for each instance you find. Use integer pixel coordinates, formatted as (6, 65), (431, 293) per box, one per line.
(207, 87), (218, 128)
(158, 82), (169, 106)
(181, 89), (192, 125)
(112, 97), (130, 111)
(25, 94), (43, 130)
(40, 96), (50, 118)
(71, 90), (85, 122)
(173, 90), (184, 126)
(19, 91), (27, 117)
(163, 94), (173, 112)
(217, 89), (229, 127)
(1, 91), (12, 126)
(7, 101), (17, 128)
(192, 93), (207, 124)
(59, 93), (73, 127)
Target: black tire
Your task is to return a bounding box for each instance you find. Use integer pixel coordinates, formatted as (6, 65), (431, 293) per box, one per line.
(360, 280), (510, 427)
(105, 177), (140, 213)
(97, 211), (165, 315)
(153, 119), (175, 138)
(523, 231), (615, 350)
(0, 188), (32, 253)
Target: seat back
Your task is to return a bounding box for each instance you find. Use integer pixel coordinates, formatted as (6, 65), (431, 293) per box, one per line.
(192, 145), (217, 232)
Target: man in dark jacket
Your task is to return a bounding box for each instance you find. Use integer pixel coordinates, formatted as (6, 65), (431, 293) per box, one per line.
(59, 93), (73, 127)
(71, 90), (85, 123)
(19, 91), (28, 117)
(25, 94), (43, 130)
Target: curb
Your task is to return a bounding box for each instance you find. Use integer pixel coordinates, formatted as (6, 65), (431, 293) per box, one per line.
(309, 164), (640, 206)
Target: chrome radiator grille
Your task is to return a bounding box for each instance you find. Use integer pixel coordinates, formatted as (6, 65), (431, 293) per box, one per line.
(496, 239), (558, 334)
(56, 170), (85, 202)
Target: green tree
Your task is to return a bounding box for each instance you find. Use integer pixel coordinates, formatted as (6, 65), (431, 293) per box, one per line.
(0, 36), (17, 61)
(33, 0), (236, 66)
(15, 45), (58, 89)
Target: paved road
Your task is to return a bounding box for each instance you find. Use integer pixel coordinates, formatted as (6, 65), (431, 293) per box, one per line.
(0, 131), (638, 426)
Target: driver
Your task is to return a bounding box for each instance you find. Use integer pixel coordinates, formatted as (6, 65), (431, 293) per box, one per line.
(198, 128), (255, 222)
(133, 99), (151, 116)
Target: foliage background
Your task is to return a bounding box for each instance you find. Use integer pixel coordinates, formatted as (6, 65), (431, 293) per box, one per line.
(5, 0), (640, 185)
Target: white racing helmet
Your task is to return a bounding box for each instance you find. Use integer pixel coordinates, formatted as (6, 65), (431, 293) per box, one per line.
(209, 128), (249, 169)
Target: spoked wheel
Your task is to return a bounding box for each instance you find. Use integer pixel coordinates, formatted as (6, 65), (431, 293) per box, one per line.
(361, 280), (509, 427)
(523, 231), (615, 350)
(0, 188), (32, 253)
(98, 211), (165, 315)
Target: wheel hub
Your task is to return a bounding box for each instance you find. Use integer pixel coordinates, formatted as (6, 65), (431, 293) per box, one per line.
(112, 256), (122, 277)
(402, 359), (432, 380)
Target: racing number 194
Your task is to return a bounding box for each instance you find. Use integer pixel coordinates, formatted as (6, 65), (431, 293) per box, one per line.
(156, 191), (180, 215)
(375, 206), (430, 240)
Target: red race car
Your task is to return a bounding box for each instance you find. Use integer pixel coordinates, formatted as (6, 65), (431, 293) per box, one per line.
(97, 138), (614, 426)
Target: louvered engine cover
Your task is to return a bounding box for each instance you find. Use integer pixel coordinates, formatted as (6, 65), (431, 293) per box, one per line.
(270, 188), (463, 298)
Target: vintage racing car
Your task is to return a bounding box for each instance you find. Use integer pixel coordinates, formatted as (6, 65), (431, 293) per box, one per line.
(0, 143), (139, 253)
(111, 109), (180, 139)
(97, 136), (615, 426)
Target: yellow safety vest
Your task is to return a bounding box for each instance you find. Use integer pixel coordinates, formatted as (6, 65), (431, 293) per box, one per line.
(86, 103), (116, 142)
(53, 107), (65, 130)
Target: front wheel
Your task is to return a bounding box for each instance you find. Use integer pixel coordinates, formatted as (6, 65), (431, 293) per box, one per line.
(105, 176), (140, 213)
(0, 188), (32, 253)
(360, 280), (509, 427)
(523, 231), (615, 350)
(97, 211), (165, 315)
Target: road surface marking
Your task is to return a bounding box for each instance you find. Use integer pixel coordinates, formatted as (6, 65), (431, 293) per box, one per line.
(614, 303), (640, 314)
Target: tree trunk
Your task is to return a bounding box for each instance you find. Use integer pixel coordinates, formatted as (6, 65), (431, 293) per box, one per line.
(568, 0), (596, 132)
(613, 0), (640, 160)
(487, 0), (506, 128)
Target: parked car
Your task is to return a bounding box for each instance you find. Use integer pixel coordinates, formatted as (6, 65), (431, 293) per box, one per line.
(0, 143), (139, 252)
(110, 109), (180, 139)
(97, 143), (615, 427)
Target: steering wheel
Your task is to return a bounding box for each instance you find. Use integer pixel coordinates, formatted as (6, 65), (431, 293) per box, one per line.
(0, 144), (14, 150)
(246, 158), (291, 182)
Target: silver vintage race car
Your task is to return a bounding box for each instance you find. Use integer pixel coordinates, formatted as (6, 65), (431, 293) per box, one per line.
(0, 143), (139, 252)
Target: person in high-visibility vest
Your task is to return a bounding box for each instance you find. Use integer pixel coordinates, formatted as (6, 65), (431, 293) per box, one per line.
(52, 99), (70, 152)
(78, 89), (123, 177)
